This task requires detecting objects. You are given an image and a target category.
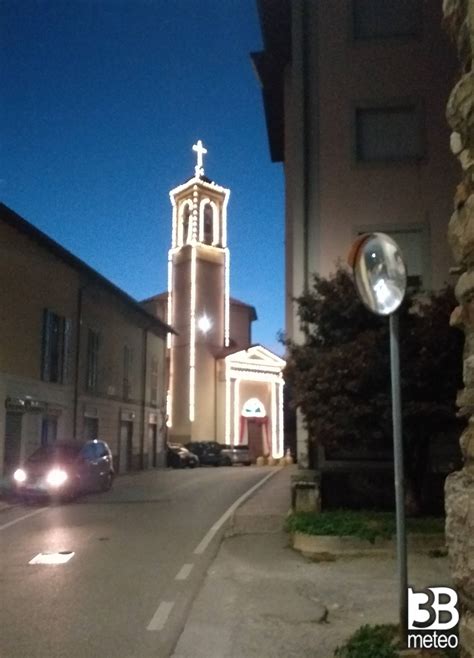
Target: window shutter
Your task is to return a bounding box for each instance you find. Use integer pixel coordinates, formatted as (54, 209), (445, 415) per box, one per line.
(41, 309), (52, 382)
(62, 318), (72, 384)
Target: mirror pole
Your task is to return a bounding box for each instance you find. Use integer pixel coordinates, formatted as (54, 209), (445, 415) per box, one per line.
(390, 311), (408, 643)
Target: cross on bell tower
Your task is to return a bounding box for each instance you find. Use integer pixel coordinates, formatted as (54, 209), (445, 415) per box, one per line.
(192, 140), (207, 178)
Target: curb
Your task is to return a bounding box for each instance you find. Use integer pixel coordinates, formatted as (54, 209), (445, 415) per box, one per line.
(291, 531), (446, 560)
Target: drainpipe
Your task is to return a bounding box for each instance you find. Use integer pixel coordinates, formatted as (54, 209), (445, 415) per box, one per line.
(140, 328), (148, 469)
(72, 286), (83, 440)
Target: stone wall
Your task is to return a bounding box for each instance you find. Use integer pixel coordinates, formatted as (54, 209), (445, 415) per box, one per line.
(444, 1), (474, 655)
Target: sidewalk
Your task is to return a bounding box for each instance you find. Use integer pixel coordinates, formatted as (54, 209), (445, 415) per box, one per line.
(172, 466), (451, 658)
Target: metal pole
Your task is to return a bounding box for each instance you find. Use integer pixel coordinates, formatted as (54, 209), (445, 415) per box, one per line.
(389, 312), (408, 643)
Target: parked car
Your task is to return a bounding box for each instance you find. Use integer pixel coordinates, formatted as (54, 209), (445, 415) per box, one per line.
(220, 444), (252, 466)
(12, 439), (114, 500)
(185, 441), (226, 466)
(167, 443), (200, 469)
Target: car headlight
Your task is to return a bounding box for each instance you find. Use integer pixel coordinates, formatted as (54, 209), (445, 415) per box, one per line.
(46, 468), (68, 487)
(13, 468), (27, 483)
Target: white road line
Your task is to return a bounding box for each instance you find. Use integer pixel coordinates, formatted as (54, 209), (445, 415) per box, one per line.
(0, 507), (47, 532)
(175, 563), (194, 581)
(147, 601), (175, 632)
(193, 468), (280, 555)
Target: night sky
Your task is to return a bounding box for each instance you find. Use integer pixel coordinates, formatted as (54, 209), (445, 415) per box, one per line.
(1, 0), (284, 354)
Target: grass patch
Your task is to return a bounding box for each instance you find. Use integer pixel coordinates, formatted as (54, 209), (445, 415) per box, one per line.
(334, 624), (459, 658)
(285, 510), (445, 544)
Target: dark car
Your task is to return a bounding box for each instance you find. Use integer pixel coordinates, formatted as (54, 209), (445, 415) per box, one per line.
(185, 441), (226, 466)
(167, 443), (200, 469)
(13, 440), (114, 500)
(220, 444), (252, 466)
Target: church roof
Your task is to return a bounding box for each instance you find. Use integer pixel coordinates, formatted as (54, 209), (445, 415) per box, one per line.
(229, 297), (257, 321)
(140, 292), (257, 321)
(141, 291), (168, 304)
(184, 174), (214, 185)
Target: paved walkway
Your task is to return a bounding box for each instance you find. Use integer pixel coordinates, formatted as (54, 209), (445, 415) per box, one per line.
(172, 465), (451, 658)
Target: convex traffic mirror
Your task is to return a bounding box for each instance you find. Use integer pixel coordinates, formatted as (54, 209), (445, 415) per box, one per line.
(349, 232), (407, 316)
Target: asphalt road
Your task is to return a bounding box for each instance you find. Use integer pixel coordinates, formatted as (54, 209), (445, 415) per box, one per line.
(0, 466), (272, 658)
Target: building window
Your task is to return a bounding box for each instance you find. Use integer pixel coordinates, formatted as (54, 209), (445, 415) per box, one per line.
(83, 416), (99, 441)
(355, 104), (423, 163)
(150, 355), (158, 405)
(353, 0), (422, 40)
(123, 345), (131, 401)
(41, 415), (57, 447)
(203, 204), (213, 244)
(179, 202), (193, 246)
(41, 309), (71, 383)
(86, 329), (99, 392)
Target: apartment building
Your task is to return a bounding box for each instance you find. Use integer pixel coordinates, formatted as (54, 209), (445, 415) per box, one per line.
(253, 0), (459, 464)
(0, 203), (171, 477)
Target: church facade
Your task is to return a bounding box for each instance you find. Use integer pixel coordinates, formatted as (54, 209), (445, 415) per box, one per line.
(142, 142), (285, 461)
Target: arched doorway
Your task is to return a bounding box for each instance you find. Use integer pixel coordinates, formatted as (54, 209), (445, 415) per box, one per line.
(240, 398), (270, 462)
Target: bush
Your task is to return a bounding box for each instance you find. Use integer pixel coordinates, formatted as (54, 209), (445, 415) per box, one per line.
(334, 624), (399, 658)
(284, 268), (464, 515)
(285, 510), (444, 543)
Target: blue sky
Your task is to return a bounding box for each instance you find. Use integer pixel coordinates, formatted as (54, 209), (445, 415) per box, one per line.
(1, 0), (284, 354)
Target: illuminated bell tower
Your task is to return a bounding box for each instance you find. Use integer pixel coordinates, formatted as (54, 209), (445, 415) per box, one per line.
(167, 141), (230, 442)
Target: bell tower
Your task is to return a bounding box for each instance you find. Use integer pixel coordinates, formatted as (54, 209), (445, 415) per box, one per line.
(166, 141), (230, 443)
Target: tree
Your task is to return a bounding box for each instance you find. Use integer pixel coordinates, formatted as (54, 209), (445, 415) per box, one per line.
(285, 267), (464, 514)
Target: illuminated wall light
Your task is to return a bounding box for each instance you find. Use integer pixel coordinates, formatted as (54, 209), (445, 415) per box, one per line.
(224, 248), (230, 347)
(170, 197), (177, 248)
(229, 362), (282, 374)
(167, 254), (173, 350)
(166, 391), (172, 428)
(169, 177), (229, 199)
(225, 362), (231, 444)
(231, 371), (282, 383)
(189, 246), (197, 422)
(233, 378), (240, 446)
(277, 379), (285, 458)
(166, 251), (174, 427)
(197, 314), (212, 334)
(192, 186), (199, 241)
(222, 189), (230, 248)
(271, 381), (277, 458)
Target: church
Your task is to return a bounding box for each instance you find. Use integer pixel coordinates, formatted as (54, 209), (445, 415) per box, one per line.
(142, 141), (285, 462)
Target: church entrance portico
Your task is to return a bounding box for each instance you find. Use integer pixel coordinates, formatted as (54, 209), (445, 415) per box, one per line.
(220, 346), (285, 461)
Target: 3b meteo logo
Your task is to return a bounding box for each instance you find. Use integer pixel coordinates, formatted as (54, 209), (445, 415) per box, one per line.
(408, 587), (459, 650)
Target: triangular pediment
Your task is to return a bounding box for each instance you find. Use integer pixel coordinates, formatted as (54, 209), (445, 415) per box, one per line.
(224, 344), (286, 370)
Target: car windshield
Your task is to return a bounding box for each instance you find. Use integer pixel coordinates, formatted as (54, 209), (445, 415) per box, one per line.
(27, 444), (81, 463)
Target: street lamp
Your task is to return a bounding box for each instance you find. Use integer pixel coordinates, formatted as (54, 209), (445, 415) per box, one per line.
(349, 232), (408, 642)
